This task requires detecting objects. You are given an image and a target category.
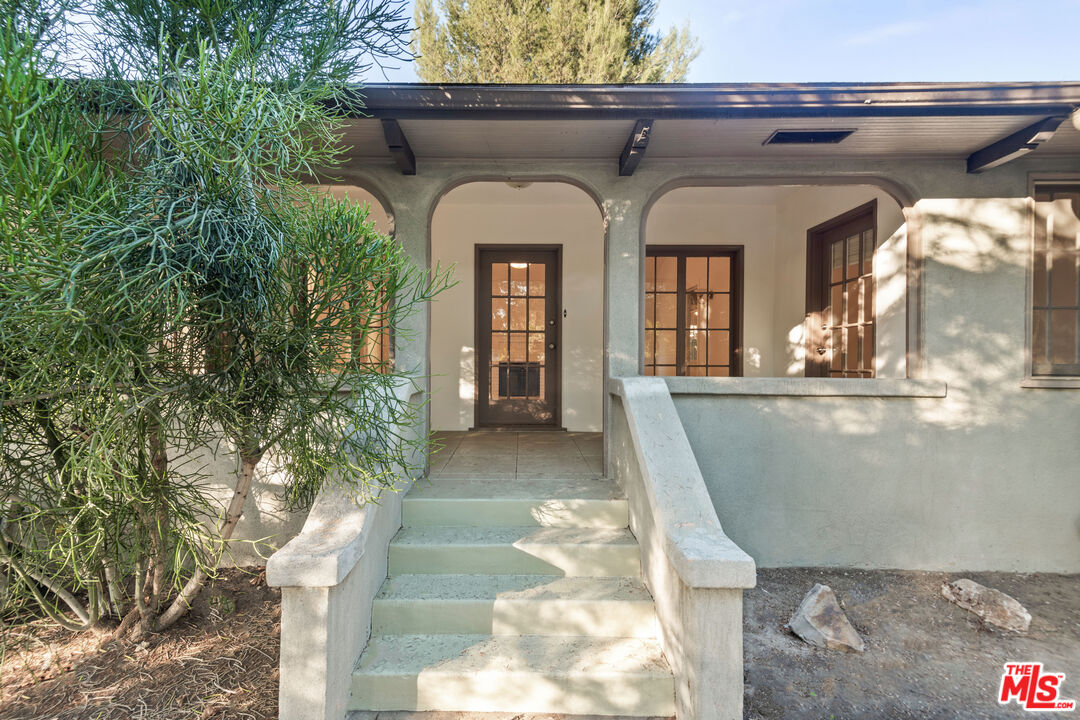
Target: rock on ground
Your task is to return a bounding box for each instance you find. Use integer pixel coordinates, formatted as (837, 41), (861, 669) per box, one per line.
(787, 583), (866, 652)
(941, 578), (1032, 633)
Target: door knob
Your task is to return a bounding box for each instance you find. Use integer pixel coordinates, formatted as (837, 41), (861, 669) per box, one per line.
(817, 347), (827, 355)
(548, 343), (556, 350)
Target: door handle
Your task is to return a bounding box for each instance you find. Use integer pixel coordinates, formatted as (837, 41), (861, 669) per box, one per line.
(548, 343), (556, 350)
(817, 347), (827, 355)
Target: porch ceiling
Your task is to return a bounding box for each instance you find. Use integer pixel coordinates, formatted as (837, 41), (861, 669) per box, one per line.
(337, 82), (1080, 165)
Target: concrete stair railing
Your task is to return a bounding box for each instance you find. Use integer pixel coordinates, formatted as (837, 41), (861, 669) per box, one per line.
(267, 379), (425, 720)
(609, 376), (757, 720)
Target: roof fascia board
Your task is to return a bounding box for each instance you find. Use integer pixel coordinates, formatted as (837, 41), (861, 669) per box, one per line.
(341, 83), (1080, 121)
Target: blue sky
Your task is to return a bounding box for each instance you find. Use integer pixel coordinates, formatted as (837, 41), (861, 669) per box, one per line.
(373, 0), (1080, 83)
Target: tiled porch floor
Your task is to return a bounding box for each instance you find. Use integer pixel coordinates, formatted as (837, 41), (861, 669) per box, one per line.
(430, 431), (603, 479)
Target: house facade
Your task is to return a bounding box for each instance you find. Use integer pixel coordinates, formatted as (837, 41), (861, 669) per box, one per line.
(264, 83), (1080, 720)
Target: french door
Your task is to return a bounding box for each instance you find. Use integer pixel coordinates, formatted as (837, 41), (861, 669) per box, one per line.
(475, 246), (560, 426)
(644, 246), (743, 377)
(806, 201), (877, 378)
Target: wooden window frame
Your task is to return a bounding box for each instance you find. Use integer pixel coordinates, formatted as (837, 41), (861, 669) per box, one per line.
(644, 245), (744, 377)
(805, 200), (878, 378)
(1024, 176), (1080, 388)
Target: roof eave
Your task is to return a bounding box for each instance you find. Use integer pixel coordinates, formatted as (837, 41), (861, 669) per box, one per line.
(341, 82), (1080, 120)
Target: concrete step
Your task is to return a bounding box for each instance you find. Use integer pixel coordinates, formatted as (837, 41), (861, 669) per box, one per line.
(349, 634), (675, 716)
(403, 477), (628, 528)
(372, 574), (659, 638)
(388, 526), (641, 577)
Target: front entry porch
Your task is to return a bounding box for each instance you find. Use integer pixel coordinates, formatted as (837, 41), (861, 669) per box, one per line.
(430, 430), (603, 479)
(348, 430), (675, 716)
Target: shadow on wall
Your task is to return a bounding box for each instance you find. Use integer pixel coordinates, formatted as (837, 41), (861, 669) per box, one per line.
(679, 197), (1080, 572)
(645, 184), (907, 379)
(457, 344), (475, 428)
(198, 441), (306, 567)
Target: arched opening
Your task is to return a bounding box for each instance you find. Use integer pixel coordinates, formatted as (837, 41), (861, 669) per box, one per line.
(429, 181), (606, 432)
(311, 183), (395, 369)
(314, 183), (394, 235)
(645, 184), (908, 378)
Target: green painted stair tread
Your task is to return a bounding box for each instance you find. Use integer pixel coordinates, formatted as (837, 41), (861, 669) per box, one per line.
(389, 525), (637, 547)
(407, 476), (623, 500)
(375, 574), (652, 602)
(349, 634), (675, 714)
(354, 633), (671, 675)
(387, 526), (641, 577)
(371, 574), (660, 637)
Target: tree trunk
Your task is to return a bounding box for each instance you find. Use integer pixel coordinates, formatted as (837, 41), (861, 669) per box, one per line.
(137, 410), (171, 637)
(153, 452), (261, 631)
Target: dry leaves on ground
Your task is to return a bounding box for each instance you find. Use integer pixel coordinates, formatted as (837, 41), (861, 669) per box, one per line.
(1, 568), (280, 720)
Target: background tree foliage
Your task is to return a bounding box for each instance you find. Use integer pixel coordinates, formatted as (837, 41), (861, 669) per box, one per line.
(0, 0), (445, 637)
(412, 0), (699, 83)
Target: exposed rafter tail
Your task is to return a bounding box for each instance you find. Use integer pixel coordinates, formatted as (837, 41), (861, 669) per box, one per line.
(619, 119), (654, 177)
(382, 119), (416, 175)
(966, 116), (1065, 173)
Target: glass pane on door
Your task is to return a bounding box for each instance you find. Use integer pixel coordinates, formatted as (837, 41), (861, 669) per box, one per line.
(491, 261), (546, 400)
(818, 215), (876, 378)
(645, 249), (738, 377)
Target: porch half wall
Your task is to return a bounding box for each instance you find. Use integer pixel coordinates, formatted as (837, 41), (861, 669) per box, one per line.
(671, 197), (1080, 573)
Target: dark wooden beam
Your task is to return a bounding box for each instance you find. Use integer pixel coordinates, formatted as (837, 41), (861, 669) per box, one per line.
(381, 118), (416, 175)
(966, 116), (1065, 173)
(619, 119), (654, 176)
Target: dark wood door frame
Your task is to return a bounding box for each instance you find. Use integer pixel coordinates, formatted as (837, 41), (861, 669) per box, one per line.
(805, 200), (877, 378)
(474, 244), (562, 428)
(645, 245), (744, 377)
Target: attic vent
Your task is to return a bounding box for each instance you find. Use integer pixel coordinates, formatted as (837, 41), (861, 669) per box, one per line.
(764, 129), (856, 145)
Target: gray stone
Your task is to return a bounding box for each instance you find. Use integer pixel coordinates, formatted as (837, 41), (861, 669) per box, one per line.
(788, 583), (865, 652)
(942, 578), (1031, 633)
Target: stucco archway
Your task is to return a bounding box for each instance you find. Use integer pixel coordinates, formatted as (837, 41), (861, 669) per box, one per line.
(428, 180), (607, 431)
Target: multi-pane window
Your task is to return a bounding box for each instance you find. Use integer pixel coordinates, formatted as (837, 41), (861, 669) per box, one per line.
(644, 247), (741, 377)
(1033, 184), (1080, 376)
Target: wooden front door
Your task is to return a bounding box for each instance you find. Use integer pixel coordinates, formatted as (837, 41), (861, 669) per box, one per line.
(476, 246), (560, 427)
(806, 201), (877, 378)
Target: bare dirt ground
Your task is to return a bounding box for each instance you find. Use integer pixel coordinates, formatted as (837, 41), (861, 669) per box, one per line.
(0, 568), (279, 720)
(745, 568), (1080, 720)
(3, 567), (1077, 720)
